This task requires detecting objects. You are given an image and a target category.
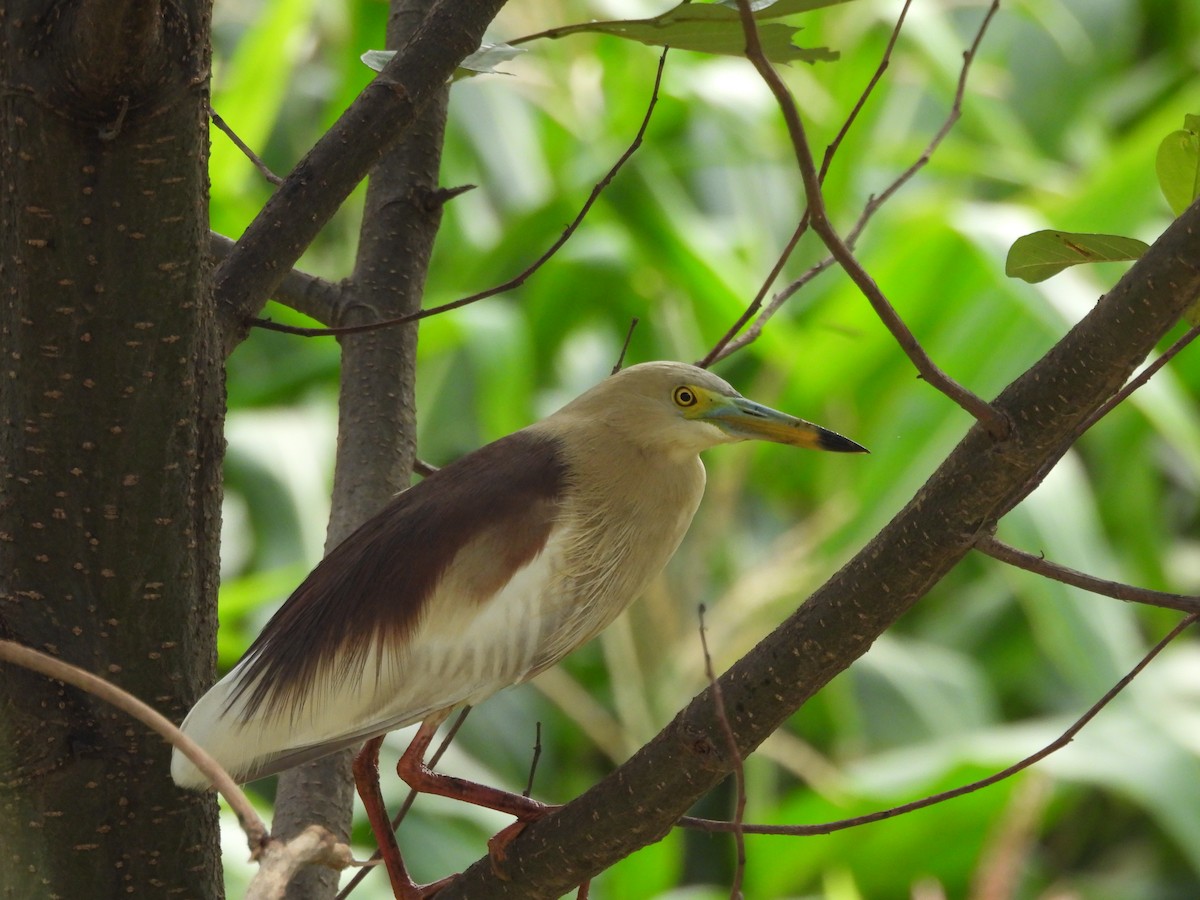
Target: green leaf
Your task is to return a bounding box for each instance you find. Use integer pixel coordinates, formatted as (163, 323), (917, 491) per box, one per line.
(1005, 230), (1149, 284)
(362, 42), (525, 77)
(1156, 114), (1200, 216)
(523, 0), (855, 64)
(715, 0), (855, 17)
(360, 49), (391, 72)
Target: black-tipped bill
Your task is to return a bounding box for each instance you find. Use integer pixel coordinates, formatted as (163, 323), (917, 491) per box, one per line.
(703, 396), (869, 453)
(813, 428), (869, 454)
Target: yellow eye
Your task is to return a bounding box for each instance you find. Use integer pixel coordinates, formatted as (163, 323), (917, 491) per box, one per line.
(673, 386), (698, 408)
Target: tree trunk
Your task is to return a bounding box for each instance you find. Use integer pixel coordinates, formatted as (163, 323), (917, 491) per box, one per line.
(270, 0), (450, 895)
(0, 1), (223, 896)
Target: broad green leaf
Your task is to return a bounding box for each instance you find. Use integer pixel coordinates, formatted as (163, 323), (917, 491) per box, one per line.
(519, 0), (855, 64)
(1005, 230), (1149, 283)
(1156, 114), (1200, 216)
(362, 42), (525, 77)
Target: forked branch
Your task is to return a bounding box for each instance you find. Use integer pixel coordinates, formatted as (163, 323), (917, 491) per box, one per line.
(727, 0), (1006, 435)
(707, 0), (999, 365)
(249, 50), (668, 341)
(215, 0), (511, 353)
(700, 0), (915, 367)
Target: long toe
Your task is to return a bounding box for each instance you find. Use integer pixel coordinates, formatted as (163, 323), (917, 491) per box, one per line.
(487, 820), (529, 881)
(417, 873), (459, 897)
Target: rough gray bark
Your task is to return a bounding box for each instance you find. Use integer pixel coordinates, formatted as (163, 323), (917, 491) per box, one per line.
(268, 0), (451, 896)
(437, 202), (1200, 897)
(0, 0), (223, 896)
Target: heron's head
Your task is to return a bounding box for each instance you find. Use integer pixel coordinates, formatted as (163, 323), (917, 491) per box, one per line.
(565, 361), (868, 458)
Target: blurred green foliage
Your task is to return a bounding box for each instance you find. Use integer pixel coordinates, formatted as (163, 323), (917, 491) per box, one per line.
(212, 0), (1200, 896)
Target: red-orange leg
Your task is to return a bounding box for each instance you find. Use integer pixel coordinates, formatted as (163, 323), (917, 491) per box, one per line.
(397, 717), (562, 876)
(398, 718), (558, 820)
(353, 735), (437, 900)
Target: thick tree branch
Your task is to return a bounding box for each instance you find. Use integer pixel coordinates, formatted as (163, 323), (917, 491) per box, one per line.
(992, 321), (1200, 521)
(267, 0), (454, 896)
(436, 201), (1200, 898)
(679, 612), (1198, 836)
(209, 232), (343, 325)
(214, 0), (510, 353)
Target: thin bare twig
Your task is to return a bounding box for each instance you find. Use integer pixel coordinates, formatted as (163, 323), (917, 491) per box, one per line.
(249, 49), (669, 340)
(0, 640), (269, 855)
(712, 0), (995, 363)
(975, 533), (1200, 614)
(722, 0), (1005, 436)
(335, 708), (472, 900)
(612, 318), (640, 374)
(698, 605), (746, 899)
(698, 215), (811, 370)
(849, 0), (997, 226)
(700, 0), (914, 368)
(818, 0), (913, 183)
(207, 102), (284, 186)
(524, 722), (544, 799)
(412, 458), (440, 479)
(679, 613), (1198, 836)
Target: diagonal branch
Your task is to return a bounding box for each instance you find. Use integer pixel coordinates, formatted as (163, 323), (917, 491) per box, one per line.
(708, 0), (996, 365)
(993, 321), (1200, 522)
(679, 612), (1198, 836)
(214, 0), (511, 354)
(0, 640), (268, 856)
(434, 193), (1200, 900)
(247, 50), (668, 341)
(0, 641), (362, 898)
(207, 103), (283, 185)
(727, 0), (1005, 434)
(209, 232), (343, 325)
(700, 0), (915, 368)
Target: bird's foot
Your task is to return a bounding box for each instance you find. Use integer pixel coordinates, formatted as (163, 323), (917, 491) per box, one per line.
(487, 803), (561, 880)
(382, 871), (458, 900)
(415, 873), (460, 898)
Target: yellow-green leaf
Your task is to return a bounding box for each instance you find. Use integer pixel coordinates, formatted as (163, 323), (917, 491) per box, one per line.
(1005, 230), (1149, 284)
(520, 0), (856, 64)
(1156, 114), (1200, 216)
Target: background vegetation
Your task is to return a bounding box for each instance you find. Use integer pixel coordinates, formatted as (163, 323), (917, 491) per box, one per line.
(210, 0), (1200, 896)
